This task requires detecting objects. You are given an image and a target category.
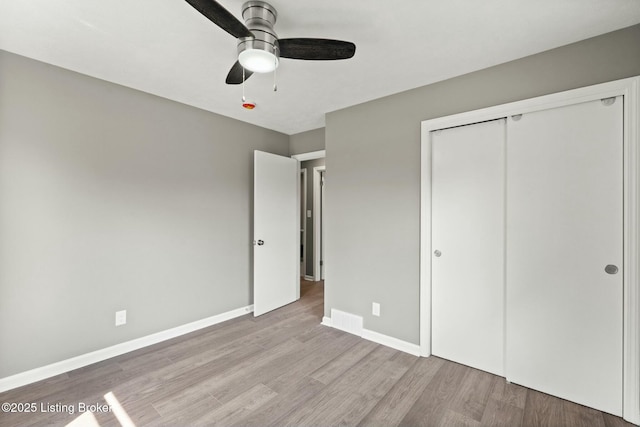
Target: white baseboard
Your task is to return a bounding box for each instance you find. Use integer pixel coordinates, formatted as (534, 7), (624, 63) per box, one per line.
(304, 275), (315, 281)
(322, 312), (420, 357)
(0, 304), (254, 393)
(361, 328), (421, 356)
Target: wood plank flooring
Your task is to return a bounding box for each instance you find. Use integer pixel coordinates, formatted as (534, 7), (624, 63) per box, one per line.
(0, 280), (634, 427)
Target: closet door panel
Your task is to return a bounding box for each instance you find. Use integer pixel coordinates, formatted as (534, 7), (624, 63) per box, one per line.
(431, 119), (505, 376)
(506, 98), (623, 415)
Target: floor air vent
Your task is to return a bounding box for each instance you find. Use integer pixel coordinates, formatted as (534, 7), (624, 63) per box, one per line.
(330, 309), (363, 336)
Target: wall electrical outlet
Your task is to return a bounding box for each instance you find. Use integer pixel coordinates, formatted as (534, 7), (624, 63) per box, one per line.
(115, 310), (127, 326)
(372, 302), (380, 317)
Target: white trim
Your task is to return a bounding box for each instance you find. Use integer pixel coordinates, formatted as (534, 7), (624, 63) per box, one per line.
(321, 316), (420, 356)
(420, 121), (433, 358)
(304, 275), (315, 281)
(0, 304), (254, 393)
(321, 170), (326, 281)
(420, 76), (640, 425)
(361, 329), (421, 356)
(313, 166), (326, 282)
(623, 76), (640, 425)
(291, 150), (326, 162)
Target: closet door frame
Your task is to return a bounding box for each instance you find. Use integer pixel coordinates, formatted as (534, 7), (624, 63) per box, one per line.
(419, 76), (640, 424)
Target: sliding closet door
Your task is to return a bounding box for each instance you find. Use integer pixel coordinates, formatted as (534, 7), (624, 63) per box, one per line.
(431, 119), (505, 376)
(506, 98), (623, 415)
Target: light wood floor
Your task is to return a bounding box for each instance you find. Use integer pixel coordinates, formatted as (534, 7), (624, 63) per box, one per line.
(0, 280), (634, 427)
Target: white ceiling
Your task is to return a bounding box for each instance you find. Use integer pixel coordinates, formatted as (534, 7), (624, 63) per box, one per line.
(1, 1), (639, 135)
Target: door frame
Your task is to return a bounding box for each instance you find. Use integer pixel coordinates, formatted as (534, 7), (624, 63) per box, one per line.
(419, 76), (640, 424)
(313, 166), (326, 281)
(299, 169), (308, 277)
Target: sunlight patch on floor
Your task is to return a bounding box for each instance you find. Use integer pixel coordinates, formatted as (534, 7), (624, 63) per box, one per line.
(104, 392), (136, 427)
(65, 410), (100, 427)
(63, 391), (136, 427)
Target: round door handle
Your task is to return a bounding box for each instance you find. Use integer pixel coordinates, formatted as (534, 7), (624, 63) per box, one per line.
(434, 250), (441, 257)
(605, 264), (618, 275)
(257, 240), (264, 246)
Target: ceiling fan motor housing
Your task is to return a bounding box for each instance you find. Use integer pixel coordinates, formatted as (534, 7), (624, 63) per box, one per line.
(237, 1), (279, 72)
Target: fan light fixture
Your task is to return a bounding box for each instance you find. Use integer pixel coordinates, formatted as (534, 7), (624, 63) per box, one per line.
(238, 48), (278, 73)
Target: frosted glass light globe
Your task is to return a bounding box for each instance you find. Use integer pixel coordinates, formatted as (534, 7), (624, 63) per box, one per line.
(238, 49), (279, 73)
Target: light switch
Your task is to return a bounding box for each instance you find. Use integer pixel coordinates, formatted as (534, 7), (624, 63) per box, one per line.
(372, 303), (380, 317)
(115, 310), (127, 326)
(307, 210), (312, 218)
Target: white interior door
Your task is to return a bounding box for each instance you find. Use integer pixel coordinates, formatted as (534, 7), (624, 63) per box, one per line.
(506, 98), (623, 415)
(431, 119), (506, 376)
(253, 151), (299, 316)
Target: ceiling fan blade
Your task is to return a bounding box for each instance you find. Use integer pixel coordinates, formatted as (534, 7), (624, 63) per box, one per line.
(185, 0), (253, 39)
(278, 38), (356, 60)
(225, 61), (253, 85)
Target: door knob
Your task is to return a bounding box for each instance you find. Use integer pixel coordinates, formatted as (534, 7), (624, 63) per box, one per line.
(605, 264), (618, 274)
(257, 240), (265, 246)
(434, 250), (441, 257)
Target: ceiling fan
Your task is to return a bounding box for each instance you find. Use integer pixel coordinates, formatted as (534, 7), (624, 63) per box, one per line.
(184, 0), (356, 85)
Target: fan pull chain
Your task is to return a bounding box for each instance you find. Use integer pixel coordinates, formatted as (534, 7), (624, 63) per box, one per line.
(242, 67), (246, 102)
(273, 67), (277, 92)
(273, 49), (278, 92)
(240, 67), (256, 109)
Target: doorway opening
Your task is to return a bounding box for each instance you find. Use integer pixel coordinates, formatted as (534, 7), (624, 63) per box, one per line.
(292, 150), (326, 284)
(300, 169), (307, 278)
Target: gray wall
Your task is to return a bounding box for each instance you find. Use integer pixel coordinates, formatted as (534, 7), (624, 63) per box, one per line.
(324, 24), (640, 344)
(300, 158), (326, 276)
(0, 50), (289, 377)
(290, 128), (325, 155)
